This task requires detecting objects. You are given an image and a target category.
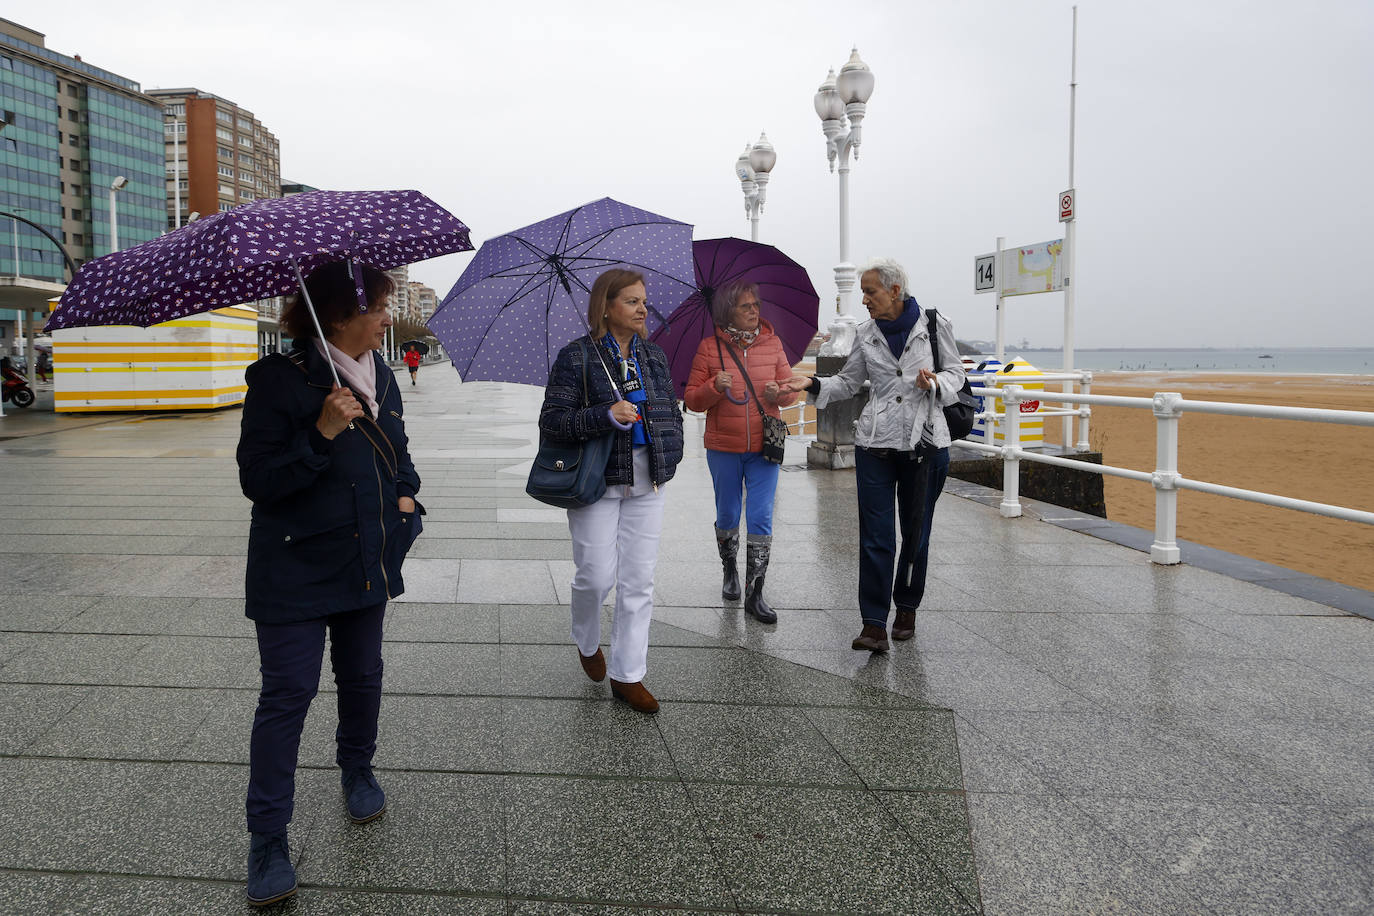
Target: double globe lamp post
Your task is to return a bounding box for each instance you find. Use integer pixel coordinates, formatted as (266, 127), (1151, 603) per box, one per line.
(814, 48), (874, 332)
(734, 132), (777, 243)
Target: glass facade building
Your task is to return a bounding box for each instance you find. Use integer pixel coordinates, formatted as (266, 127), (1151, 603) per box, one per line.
(85, 86), (163, 256)
(0, 21), (163, 283)
(0, 45), (62, 281)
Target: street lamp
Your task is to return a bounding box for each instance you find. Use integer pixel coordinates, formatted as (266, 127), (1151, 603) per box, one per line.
(108, 176), (129, 253)
(735, 131), (776, 242)
(814, 47), (875, 328)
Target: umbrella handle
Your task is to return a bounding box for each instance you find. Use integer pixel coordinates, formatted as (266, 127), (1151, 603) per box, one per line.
(289, 257), (343, 389)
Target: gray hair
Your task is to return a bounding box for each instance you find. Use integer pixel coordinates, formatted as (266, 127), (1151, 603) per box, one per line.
(710, 280), (760, 328)
(861, 258), (909, 300)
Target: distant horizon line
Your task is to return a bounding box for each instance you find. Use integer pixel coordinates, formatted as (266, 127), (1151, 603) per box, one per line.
(971, 345), (1374, 352)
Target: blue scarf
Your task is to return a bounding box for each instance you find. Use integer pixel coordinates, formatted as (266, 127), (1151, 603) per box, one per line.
(875, 297), (921, 359)
(602, 333), (650, 447)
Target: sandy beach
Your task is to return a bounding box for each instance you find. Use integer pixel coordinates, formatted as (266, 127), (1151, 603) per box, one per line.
(1038, 372), (1374, 592)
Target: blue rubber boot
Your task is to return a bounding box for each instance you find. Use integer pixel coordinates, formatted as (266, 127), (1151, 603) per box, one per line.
(342, 766), (386, 823)
(246, 830), (297, 906)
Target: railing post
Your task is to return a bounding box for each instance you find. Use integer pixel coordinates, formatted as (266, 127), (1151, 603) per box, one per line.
(1150, 392), (1182, 564)
(1076, 370), (1092, 451)
(1000, 384), (1023, 518)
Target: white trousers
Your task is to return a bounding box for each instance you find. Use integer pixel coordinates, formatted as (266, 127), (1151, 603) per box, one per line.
(566, 449), (665, 683)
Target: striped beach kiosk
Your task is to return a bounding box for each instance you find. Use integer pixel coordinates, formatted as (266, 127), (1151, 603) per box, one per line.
(968, 356), (1047, 447)
(51, 304), (258, 412)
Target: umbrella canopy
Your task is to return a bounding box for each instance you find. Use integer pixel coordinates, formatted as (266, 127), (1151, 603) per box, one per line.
(426, 197), (695, 386)
(46, 189), (472, 331)
(400, 339), (430, 355)
(649, 237), (820, 398)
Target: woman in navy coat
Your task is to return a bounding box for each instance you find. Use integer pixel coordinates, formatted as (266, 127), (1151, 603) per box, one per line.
(236, 262), (422, 906)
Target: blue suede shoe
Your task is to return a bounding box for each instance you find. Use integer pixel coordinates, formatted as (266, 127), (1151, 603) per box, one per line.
(246, 830), (297, 906)
(341, 766), (386, 823)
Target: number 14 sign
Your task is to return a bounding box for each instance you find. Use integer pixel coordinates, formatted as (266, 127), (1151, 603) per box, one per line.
(974, 254), (996, 294)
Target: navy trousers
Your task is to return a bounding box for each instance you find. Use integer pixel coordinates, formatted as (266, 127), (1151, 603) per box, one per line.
(854, 445), (950, 628)
(246, 601), (385, 833)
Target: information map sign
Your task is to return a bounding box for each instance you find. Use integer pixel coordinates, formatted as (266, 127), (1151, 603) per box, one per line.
(997, 239), (1065, 297)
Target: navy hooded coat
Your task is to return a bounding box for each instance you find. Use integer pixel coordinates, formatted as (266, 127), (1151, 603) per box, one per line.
(237, 343), (423, 623)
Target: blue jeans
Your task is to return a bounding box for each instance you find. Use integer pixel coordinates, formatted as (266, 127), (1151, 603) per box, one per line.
(246, 602), (385, 833)
(855, 445), (950, 628)
(706, 449), (780, 535)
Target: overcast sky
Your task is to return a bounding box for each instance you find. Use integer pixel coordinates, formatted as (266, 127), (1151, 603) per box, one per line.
(9, 0), (1371, 348)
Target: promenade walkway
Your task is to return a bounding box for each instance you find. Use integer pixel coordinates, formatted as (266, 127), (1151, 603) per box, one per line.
(0, 364), (1371, 914)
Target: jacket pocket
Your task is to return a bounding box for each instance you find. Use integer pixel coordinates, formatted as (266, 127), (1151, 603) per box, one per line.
(857, 397), (887, 440)
(258, 516), (361, 591)
(383, 500), (425, 580)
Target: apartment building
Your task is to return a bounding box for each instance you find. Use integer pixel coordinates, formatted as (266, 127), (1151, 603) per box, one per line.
(144, 87), (280, 229)
(408, 280), (437, 323)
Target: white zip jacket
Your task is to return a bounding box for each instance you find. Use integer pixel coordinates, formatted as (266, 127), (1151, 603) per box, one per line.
(812, 307), (966, 450)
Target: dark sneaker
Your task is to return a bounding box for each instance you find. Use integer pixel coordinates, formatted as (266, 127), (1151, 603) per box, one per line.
(851, 624), (890, 653)
(246, 830), (297, 906)
(341, 766), (387, 824)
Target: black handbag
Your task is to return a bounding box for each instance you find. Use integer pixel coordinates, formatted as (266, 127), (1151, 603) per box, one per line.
(526, 341), (616, 508)
(926, 308), (977, 441)
(718, 336), (788, 464)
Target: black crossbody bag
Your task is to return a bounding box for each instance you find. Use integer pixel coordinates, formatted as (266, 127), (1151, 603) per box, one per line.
(926, 308), (977, 441)
(717, 336), (787, 464)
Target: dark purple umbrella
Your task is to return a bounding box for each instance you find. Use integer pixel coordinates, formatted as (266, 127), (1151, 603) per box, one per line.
(650, 237), (820, 399)
(45, 189), (472, 386)
(426, 197), (694, 387)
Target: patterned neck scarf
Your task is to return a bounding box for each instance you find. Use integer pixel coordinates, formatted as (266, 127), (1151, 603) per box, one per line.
(726, 325), (759, 347)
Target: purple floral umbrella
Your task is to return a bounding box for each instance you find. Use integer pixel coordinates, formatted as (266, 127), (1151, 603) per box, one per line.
(45, 189), (472, 382)
(426, 197), (695, 387)
(650, 237), (820, 399)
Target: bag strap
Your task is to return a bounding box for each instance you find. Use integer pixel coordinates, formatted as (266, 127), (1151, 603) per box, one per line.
(926, 308), (943, 374)
(719, 336), (768, 419)
(577, 339), (593, 408)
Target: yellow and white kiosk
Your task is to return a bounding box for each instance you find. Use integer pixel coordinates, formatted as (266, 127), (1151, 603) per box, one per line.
(51, 304), (257, 412)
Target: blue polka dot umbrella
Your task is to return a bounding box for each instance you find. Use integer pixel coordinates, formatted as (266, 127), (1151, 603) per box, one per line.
(427, 197), (695, 387)
(44, 189), (473, 385)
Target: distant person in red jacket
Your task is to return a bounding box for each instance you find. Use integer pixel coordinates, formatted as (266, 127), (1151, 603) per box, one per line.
(683, 281), (798, 624)
(403, 347), (422, 385)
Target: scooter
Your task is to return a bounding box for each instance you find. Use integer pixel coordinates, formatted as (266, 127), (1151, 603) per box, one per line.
(1, 369), (34, 408)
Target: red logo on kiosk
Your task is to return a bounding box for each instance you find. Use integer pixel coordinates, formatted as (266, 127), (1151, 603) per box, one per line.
(1019, 400), (1040, 414)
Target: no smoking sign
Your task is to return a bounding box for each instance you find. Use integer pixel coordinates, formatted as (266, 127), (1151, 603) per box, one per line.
(1059, 189), (1075, 222)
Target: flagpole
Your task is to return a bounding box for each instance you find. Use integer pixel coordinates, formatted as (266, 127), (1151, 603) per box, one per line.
(1062, 5), (1079, 452)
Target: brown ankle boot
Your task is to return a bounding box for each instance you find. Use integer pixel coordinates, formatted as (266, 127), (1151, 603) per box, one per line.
(609, 678), (660, 714)
(851, 624), (890, 653)
(892, 609), (916, 641)
(578, 648), (606, 682)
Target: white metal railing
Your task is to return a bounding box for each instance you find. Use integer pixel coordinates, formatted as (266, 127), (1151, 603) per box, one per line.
(963, 377), (1374, 564)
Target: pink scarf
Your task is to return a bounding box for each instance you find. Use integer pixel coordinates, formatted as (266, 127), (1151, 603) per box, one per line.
(316, 338), (379, 418)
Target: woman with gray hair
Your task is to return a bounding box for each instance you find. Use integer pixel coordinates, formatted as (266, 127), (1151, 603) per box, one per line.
(784, 258), (965, 651)
(684, 280), (799, 623)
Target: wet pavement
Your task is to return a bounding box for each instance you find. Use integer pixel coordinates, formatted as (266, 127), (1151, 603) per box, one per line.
(1, 363), (1371, 914)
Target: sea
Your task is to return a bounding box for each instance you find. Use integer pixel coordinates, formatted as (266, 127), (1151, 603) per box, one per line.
(978, 348), (1374, 375)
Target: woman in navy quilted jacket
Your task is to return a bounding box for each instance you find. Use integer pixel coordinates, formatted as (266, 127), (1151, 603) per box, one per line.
(538, 268), (684, 715)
